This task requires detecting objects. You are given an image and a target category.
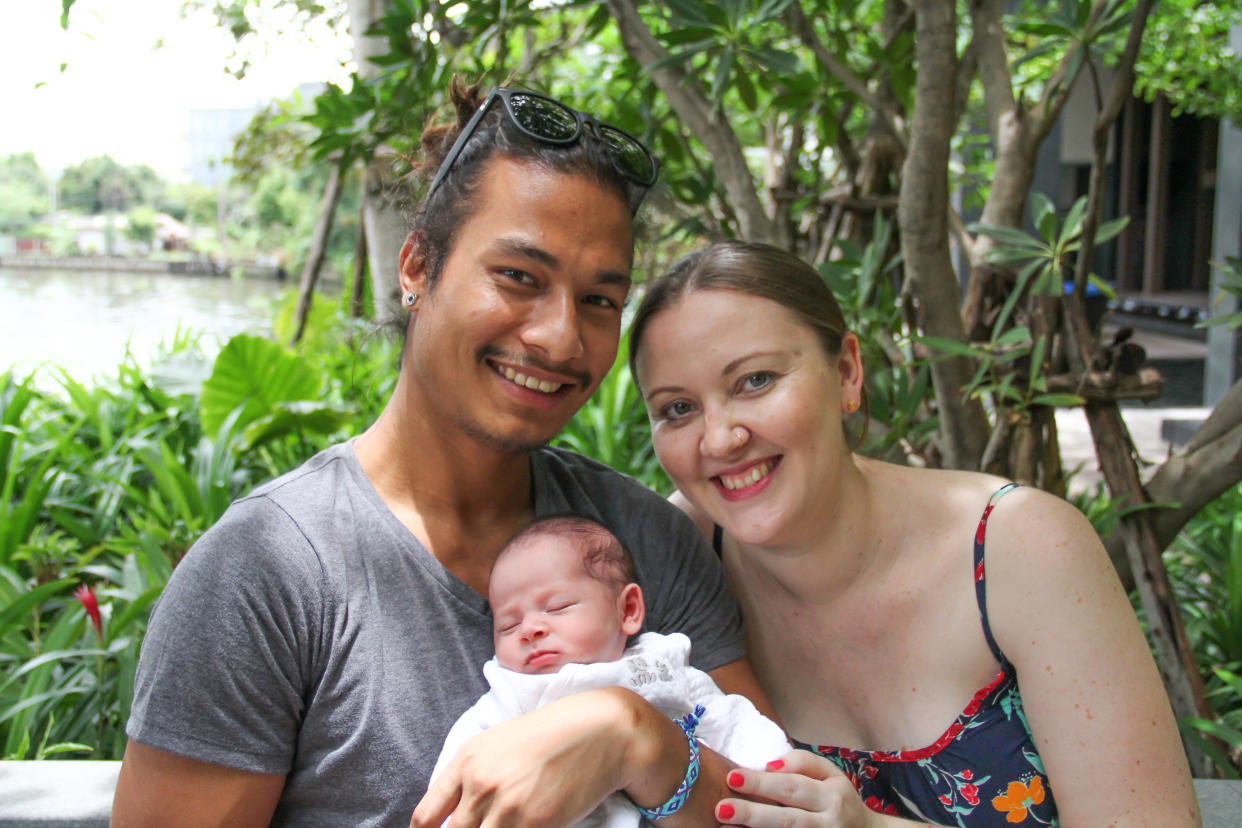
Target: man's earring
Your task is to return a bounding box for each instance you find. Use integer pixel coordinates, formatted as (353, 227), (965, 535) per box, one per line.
(844, 399), (860, 414)
(403, 292), (418, 308)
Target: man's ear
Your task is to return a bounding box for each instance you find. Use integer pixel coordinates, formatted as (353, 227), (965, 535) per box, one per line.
(619, 583), (645, 635)
(398, 231), (429, 304)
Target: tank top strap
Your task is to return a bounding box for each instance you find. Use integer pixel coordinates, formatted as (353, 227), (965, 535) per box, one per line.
(974, 482), (1021, 665)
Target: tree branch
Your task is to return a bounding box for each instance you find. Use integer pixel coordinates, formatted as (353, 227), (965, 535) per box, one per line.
(785, 1), (907, 151)
(604, 0), (778, 243)
(968, 0), (1016, 145)
(1028, 0), (1109, 143)
(1105, 378), (1242, 565)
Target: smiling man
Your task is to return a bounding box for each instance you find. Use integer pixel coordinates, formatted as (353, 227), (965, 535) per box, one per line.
(111, 80), (768, 828)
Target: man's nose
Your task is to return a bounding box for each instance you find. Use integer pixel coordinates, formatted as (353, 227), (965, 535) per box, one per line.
(522, 291), (584, 364)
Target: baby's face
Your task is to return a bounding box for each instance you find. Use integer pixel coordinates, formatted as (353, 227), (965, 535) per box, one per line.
(489, 537), (633, 674)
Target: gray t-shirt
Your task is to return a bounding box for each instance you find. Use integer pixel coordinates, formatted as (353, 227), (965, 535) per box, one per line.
(127, 440), (744, 827)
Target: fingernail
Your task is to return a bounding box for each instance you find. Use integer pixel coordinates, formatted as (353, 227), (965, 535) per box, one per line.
(766, 759), (785, 770)
(727, 771), (744, 787)
(718, 803), (736, 820)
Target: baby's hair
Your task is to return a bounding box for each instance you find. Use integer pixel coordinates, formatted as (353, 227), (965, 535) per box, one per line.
(498, 514), (638, 590)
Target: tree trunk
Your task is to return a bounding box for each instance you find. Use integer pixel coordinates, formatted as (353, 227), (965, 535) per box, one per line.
(350, 199), (369, 319)
(290, 163), (344, 346)
(899, 0), (989, 470)
(347, 0), (412, 324)
(605, 0), (779, 244)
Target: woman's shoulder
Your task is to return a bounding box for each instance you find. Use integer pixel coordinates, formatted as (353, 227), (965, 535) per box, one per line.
(667, 489), (715, 543)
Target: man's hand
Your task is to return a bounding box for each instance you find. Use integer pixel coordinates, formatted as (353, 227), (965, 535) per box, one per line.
(413, 685), (733, 828)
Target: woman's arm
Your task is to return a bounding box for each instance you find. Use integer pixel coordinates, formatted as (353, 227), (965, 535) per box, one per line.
(985, 488), (1201, 828)
(411, 685), (738, 828)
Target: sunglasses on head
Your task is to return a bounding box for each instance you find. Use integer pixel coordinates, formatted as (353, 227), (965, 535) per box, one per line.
(424, 87), (660, 214)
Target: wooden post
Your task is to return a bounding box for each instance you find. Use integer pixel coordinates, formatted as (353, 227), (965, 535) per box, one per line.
(1206, 24), (1242, 405)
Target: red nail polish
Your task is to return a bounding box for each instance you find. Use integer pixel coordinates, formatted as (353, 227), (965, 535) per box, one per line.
(766, 759), (785, 770)
(727, 771), (744, 787)
(718, 803), (736, 820)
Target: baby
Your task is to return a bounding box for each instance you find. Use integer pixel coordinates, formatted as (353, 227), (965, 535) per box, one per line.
(430, 514), (788, 828)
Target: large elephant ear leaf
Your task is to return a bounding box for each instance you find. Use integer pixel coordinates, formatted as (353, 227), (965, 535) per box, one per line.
(200, 335), (321, 437)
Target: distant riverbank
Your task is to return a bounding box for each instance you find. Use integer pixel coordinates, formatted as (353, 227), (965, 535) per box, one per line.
(0, 254), (287, 280)
(0, 265), (284, 388)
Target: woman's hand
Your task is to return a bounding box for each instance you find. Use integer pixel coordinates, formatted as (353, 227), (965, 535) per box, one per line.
(717, 750), (922, 828)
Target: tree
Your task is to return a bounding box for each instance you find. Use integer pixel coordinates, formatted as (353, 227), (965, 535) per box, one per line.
(64, 0), (1242, 767)
(0, 153), (51, 233)
(56, 156), (167, 214)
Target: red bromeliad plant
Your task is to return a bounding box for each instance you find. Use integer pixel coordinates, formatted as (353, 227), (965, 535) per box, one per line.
(73, 584), (103, 642)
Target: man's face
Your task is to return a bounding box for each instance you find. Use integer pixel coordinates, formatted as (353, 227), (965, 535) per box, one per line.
(489, 536), (633, 674)
(400, 157), (634, 453)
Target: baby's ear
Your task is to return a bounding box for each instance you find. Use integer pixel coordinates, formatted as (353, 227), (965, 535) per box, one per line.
(619, 583), (645, 635)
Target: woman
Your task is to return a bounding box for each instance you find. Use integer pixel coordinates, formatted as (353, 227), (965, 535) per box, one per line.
(629, 240), (1200, 827)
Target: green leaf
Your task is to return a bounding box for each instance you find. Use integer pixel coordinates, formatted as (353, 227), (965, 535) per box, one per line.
(199, 335), (321, 438)
(664, 0), (712, 25)
(1031, 393), (1085, 407)
(913, 336), (987, 359)
(1031, 192), (1056, 242)
(735, 70), (759, 111)
(1093, 215), (1130, 244)
(968, 223), (1044, 250)
(749, 48), (802, 75)
(1061, 196), (1088, 244)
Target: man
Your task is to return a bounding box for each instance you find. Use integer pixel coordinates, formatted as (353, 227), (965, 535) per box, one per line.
(112, 80), (769, 827)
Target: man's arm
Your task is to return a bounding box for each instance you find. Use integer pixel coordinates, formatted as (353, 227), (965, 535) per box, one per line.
(112, 739), (286, 828)
(708, 657), (780, 724)
(413, 686), (741, 828)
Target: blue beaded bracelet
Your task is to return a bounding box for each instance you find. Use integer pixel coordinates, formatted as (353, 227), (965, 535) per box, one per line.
(637, 705), (706, 821)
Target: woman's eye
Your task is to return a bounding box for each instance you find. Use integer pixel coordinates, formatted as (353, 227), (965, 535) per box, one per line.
(741, 372), (775, 392)
(659, 400), (696, 421)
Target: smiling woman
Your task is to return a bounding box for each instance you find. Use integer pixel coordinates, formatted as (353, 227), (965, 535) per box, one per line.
(628, 240), (1201, 828)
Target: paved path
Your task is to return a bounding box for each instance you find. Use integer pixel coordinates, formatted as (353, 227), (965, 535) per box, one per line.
(1055, 405), (1213, 495)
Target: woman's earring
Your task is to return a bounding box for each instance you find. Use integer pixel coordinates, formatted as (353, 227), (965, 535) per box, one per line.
(403, 292), (418, 308)
(844, 399), (860, 414)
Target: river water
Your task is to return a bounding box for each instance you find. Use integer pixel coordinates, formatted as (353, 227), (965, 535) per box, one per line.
(0, 267), (285, 387)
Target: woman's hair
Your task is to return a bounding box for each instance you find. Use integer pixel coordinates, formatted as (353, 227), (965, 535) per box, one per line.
(628, 240), (868, 444)
(409, 78), (644, 293)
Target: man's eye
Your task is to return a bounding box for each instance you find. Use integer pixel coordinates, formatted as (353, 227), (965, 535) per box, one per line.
(582, 294), (618, 309)
(501, 269), (536, 285)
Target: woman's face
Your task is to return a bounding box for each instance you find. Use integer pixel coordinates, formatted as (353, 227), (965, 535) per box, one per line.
(634, 289), (862, 548)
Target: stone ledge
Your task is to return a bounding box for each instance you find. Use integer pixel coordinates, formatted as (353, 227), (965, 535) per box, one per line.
(0, 761), (1238, 825)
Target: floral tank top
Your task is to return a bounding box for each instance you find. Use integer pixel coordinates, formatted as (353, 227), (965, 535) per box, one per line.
(791, 482), (1060, 826)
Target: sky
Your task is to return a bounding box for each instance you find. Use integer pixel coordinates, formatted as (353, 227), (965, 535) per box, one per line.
(0, 1), (354, 181)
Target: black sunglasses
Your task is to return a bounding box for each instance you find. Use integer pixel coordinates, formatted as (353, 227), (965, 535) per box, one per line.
(424, 87), (660, 213)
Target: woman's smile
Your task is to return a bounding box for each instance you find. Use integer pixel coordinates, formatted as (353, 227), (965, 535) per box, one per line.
(713, 456), (781, 500)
